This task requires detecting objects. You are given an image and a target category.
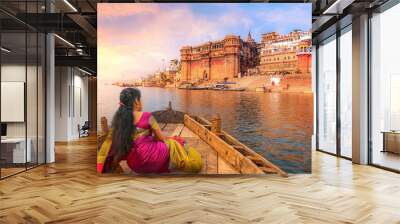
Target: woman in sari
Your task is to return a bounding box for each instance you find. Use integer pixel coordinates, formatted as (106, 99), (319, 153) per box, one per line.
(97, 88), (202, 174)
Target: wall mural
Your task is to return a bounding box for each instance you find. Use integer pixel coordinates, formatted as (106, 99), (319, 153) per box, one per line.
(97, 3), (312, 175)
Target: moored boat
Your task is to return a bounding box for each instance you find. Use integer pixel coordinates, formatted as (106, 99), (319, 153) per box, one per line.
(178, 83), (209, 90)
(211, 83), (245, 91)
(182, 86), (209, 90)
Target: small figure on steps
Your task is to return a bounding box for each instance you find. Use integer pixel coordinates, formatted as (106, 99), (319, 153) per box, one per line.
(97, 87), (202, 174)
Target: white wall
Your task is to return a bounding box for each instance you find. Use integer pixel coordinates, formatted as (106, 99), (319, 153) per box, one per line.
(1, 63), (46, 164)
(54, 67), (89, 141)
(1, 65), (26, 139)
(55, 66), (70, 141)
(1, 65), (41, 137)
(46, 33), (56, 163)
(72, 73), (89, 138)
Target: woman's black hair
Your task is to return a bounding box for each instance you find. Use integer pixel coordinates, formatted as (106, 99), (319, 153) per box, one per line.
(111, 87), (141, 160)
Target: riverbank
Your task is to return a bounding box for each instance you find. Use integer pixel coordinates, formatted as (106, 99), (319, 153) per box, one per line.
(113, 75), (313, 94)
(195, 75), (313, 94)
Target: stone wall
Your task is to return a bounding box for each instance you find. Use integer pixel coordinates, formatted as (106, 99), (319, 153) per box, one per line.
(180, 35), (256, 82)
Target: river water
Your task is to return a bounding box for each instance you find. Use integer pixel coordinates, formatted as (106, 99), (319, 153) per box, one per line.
(98, 82), (313, 173)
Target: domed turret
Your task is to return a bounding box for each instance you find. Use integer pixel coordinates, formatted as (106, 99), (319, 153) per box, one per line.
(223, 35), (240, 48)
(246, 31), (255, 43)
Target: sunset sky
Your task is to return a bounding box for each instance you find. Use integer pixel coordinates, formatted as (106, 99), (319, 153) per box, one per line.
(98, 3), (311, 81)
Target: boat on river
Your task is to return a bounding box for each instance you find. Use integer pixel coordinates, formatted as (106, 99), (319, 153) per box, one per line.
(178, 83), (209, 90)
(211, 83), (245, 91)
(179, 86), (209, 90)
(98, 103), (287, 176)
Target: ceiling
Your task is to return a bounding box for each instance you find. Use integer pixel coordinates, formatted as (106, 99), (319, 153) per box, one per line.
(311, 0), (390, 43)
(1, 0), (395, 74)
(1, 0), (98, 74)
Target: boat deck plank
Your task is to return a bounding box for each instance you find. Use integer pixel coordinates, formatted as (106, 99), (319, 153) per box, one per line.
(217, 156), (240, 174)
(171, 124), (185, 137)
(161, 123), (178, 134)
(184, 137), (215, 174)
(161, 123), (237, 174)
(179, 126), (199, 138)
(181, 127), (238, 174)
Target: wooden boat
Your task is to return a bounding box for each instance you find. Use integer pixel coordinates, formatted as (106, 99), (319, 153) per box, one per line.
(98, 104), (287, 177)
(178, 83), (209, 90)
(213, 87), (246, 91)
(211, 84), (246, 91)
(179, 86), (209, 90)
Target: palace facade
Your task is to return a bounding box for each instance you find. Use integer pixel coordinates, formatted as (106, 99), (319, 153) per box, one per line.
(259, 30), (312, 75)
(180, 33), (258, 82)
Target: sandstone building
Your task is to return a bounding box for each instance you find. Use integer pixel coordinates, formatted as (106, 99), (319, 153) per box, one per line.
(180, 33), (258, 82)
(259, 30), (311, 75)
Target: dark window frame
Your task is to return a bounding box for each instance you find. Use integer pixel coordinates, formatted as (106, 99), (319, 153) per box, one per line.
(0, 0), (47, 180)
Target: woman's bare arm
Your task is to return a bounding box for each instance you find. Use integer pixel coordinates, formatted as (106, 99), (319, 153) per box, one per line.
(153, 128), (166, 141)
(149, 115), (166, 141)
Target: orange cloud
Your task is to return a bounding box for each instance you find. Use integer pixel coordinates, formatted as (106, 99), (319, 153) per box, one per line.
(98, 4), (254, 81)
(97, 3), (159, 18)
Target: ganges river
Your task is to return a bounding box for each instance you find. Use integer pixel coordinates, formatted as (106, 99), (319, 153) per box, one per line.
(98, 82), (313, 173)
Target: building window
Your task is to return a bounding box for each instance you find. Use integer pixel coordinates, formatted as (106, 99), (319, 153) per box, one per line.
(339, 25), (352, 158)
(317, 35), (337, 155)
(370, 3), (400, 171)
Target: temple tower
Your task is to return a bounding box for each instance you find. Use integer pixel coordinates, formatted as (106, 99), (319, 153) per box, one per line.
(296, 40), (312, 75)
(180, 46), (192, 82)
(223, 35), (241, 79)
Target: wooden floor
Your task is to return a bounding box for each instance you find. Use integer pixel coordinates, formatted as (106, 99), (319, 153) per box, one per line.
(372, 150), (400, 171)
(1, 136), (400, 223)
(1, 167), (26, 177)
